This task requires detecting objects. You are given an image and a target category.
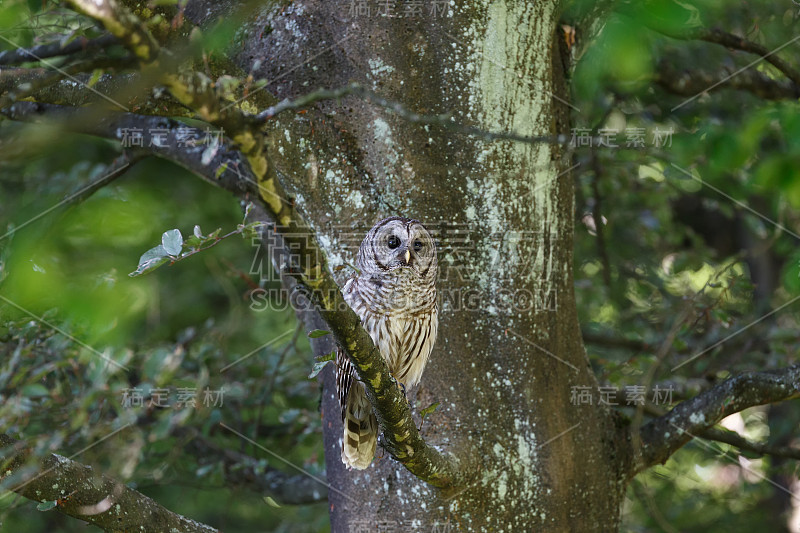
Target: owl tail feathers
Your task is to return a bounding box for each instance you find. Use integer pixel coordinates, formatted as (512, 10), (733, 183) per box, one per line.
(341, 386), (378, 470)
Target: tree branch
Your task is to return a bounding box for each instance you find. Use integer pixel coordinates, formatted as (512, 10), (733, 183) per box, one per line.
(699, 426), (800, 461)
(693, 28), (800, 87)
(654, 59), (800, 101)
(633, 363), (800, 474)
(582, 330), (650, 352)
(0, 433), (218, 532)
(54, 4), (469, 488)
(0, 100), (469, 489)
(4, 3), (471, 487)
(65, 0), (160, 63)
(256, 82), (568, 146)
(0, 56), (136, 110)
(179, 428), (328, 505)
(0, 102), (257, 196)
(259, 202), (468, 487)
(619, 4), (800, 87)
(639, 402), (800, 460)
(0, 34), (118, 66)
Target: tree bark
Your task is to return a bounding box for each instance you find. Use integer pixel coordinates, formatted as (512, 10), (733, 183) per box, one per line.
(235, 1), (630, 529)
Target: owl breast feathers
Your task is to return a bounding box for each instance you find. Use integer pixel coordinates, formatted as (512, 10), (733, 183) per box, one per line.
(335, 216), (438, 469)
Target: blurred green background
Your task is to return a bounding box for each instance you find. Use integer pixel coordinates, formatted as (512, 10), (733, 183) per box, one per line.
(1, 0), (799, 531)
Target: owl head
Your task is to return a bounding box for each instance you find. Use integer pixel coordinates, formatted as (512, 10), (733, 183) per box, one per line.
(357, 216), (437, 279)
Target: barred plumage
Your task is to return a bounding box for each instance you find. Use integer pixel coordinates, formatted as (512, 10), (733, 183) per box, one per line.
(336, 216), (438, 470)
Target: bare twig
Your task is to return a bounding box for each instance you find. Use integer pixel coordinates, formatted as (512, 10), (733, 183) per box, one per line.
(698, 427), (800, 461)
(252, 322), (303, 451)
(256, 82), (570, 146)
(582, 331), (650, 352)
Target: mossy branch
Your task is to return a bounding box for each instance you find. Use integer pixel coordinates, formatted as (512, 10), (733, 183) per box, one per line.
(0, 433), (218, 532)
(0, 100), (468, 489)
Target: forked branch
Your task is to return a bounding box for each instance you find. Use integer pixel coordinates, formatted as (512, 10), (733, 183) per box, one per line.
(633, 363), (800, 474)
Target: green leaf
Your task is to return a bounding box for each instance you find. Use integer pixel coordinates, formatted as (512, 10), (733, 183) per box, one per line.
(184, 234), (203, 248)
(316, 350), (336, 362)
(215, 162), (228, 179)
(87, 69), (104, 88)
(21, 383), (49, 397)
(308, 358), (333, 379)
(161, 229), (184, 256)
(129, 256), (169, 277)
(129, 245), (170, 277)
(196, 463), (216, 477)
(37, 500), (57, 511)
(420, 402), (439, 419)
(139, 244), (168, 264)
(264, 496), (281, 508)
(308, 329), (330, 338)
(241, 221), (266, 240)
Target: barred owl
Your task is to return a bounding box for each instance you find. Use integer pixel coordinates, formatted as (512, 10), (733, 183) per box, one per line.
(336, 216), (438, 469)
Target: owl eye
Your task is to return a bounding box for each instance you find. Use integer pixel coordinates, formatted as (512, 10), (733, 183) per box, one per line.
(413, 240), (423, 252)
(387, 235), (401, 249)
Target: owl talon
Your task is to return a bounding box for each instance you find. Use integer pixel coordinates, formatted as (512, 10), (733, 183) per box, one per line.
(389, 374), (409, 403)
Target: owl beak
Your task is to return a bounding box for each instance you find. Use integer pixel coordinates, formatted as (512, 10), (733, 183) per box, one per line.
(403, 249), (412, 265)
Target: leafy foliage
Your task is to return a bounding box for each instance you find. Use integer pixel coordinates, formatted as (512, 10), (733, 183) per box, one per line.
(567, 1), (800, 529)
(1, 0), (799, 530)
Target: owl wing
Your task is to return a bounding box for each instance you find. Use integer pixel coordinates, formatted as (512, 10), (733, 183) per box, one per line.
(335, 343), (355, 422)
(336, 276), (358, 421)
(335, 277), (379, 469)
(336, 331), (379, 469)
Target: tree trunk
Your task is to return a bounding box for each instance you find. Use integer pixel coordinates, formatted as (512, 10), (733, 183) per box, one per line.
(232, 0), (630, 529)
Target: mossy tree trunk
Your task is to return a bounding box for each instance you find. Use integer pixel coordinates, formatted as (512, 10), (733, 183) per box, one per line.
(236, 1), (630, 529)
